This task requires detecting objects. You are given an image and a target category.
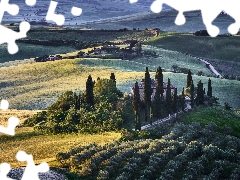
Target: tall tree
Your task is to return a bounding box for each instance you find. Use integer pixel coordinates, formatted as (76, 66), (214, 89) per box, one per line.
(110, 73), (116, 87)
(166, 78), (172, 114)
(172, 88), (178, 113)
(190, 80), (195, 109)
(197, 80), (204, 104)
(132, 81), (141, 131)
(154, 66), (164, 119)
(155, 66), (164, 98)
(186, 70), (193, 88)
(181, 87), (185, 111)
(144, 67), (152, 122)
(207, 78), (212, 97)
(85, 75), (94, 108)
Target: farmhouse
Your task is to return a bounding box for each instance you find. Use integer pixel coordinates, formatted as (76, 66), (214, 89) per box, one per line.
(130, 79), (177, 101)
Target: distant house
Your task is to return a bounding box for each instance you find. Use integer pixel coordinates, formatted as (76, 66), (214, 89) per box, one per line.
(130, 79), (177, 101)
(101, 45), (120, 53)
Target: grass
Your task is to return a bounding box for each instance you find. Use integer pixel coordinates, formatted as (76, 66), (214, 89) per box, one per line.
(145, 33), (240, 62)
(0, 58), (150, 109)
(0, 127), (121, 168)
(180, 106), (240, 137)
(0, 43), (76, 63)
(0, 109), (40, 126)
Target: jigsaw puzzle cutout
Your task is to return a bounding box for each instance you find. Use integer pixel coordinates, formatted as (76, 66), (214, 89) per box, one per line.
(0, 100), (19, 136)
(130, 0), (240, 37)
(0, 163), (14, 180)
(46, 0), (82, 26)
(0, 100), (49, 179)
(0, 0), (82, 54)
(16, 151), (49, 180)
(0, 0), (35, 54)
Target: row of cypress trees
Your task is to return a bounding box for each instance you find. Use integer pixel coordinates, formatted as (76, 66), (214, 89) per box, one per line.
(133, 68), (213, 131)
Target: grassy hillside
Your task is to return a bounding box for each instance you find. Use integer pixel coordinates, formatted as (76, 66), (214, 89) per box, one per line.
(145, 32), (240, 77)
(0, 127), (120, 168)
(0, 58), (151, 110)
(0, 43), (75, 63)
(0, 55), (239, 110)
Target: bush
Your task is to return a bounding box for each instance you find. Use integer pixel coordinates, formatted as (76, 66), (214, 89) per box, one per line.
(22, 111), (47, 127)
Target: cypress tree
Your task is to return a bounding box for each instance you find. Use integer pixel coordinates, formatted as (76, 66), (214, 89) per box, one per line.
(155, 66), (164, 98)
(207, 78), (212, 97)
(144, 67), (152, 122)
(190, 80), (195, 108)
(132, 82), (141, 131)
(186, 70), (192, 88)
(110, 73), (116, 87)
(154, 66), (163, 119)
(166, 78), (172, 114)
(197, 80), (204, 104)
(181, 87), (185, 111)
(85, 75), (94, 108)
(172, 88), (178, 113)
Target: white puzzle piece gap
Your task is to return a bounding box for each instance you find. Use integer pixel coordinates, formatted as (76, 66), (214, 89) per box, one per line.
(130, 0), (240, 37)
(0, 21), (30, 54)
(0, 100), (9, 110)
(0, 163), (14, 180)
(46, 0), (65, 26)
(0, 117), (19, 136)
(129, 0), (138, 4)
(25, 0), (37, 6)
(0, 0), (19, 22)
(16, 151), (49, 180)
(71, 6), (82, 16)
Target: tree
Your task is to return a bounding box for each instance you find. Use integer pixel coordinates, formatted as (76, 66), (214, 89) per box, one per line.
(153, 66), (164, 119)
(207, 78), (212, 97)
(186, 70), (192, 88)
(93, 78), (118, 104)
(181, 87), (185, 111)
(135, 42), (142, 56)
(155, 66), (164, 98)
(110, 72), (116, 87)
(144, 67), (152, 122)
(85, 75), (94, 108)
(197, 80), (204, 104)
(190, 80), (195, 108)
(166, 78), (172, 114)
(132, 82), (141, 131)
(172, 88), (178, 113)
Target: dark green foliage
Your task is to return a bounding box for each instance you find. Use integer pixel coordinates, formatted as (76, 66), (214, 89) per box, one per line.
(197, 80), (205, 104)
(110, 72), (116, 86)
(144, 67), (152, 122)
(224, 102), (232, 111)
(155, 66), (164, 98)
(153, 66), (164, 119)
(132, 81), (141, 131)
(22, 111), (47, 127)
(56, 119), (240, 179)
(48, 91), (79, 111)
(172, 88), (178, 113)
(207, 78), (212, 97)
(26, 76), (125, 134)
(190, 80), (195, 108)
(187, 70), (192, 88)
(93, 78), (119, 104)
(85, 75), (94, 108)
(181, 87), (185, 111)
(166, 78), (172, 114)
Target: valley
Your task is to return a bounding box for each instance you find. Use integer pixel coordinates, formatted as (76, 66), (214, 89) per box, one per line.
(0, 8), (240, 179)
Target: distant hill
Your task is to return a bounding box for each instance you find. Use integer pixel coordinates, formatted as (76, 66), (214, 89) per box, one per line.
(4, 0), (170, 25)
(76, 10), (235, 34)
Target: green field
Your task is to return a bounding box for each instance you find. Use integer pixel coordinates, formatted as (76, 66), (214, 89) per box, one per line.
(0, 43), (75, 63)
